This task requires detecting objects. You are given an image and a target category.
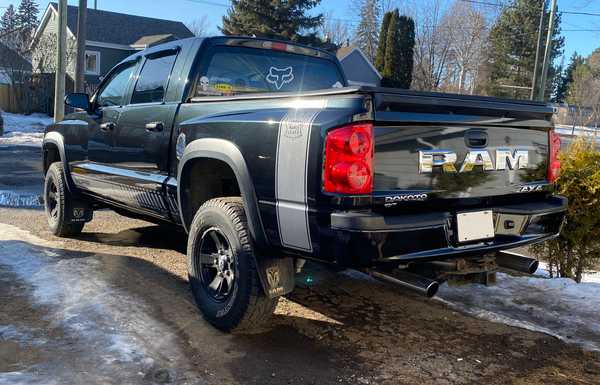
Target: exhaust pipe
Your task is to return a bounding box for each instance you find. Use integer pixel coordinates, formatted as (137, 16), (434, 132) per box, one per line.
(367, 269), (439, 298)
(496, 251), (539, 274)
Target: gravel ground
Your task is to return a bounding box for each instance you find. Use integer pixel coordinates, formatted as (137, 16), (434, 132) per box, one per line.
(1, 207), (599, 385)
(1, 144), (599, 384)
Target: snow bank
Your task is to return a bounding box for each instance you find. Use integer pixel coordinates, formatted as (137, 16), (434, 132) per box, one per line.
(0, 224), (193, 383)
(0, 112), (52, 147)
(0, 190), (41, 208)
(437, 272), (600, 351)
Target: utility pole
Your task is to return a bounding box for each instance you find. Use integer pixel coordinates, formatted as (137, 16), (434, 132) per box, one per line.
(53, 0), (67, 122)
(537, 0), (557, 102)
(75, 0), (87, 93)
(530, 2), (545, 100)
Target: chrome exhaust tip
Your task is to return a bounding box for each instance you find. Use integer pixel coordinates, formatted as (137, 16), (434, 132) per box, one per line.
(367, 269), (440, 298)
(496, 251), (539, 274)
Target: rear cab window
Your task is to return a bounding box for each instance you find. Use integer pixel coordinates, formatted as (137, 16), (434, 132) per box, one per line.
(193, 45), (345, 98)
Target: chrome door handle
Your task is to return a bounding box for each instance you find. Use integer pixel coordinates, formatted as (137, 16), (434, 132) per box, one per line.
(145, 122), (164, 132)
(99, 122), (116, 131)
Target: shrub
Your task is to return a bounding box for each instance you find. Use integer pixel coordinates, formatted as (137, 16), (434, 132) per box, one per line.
(530, 137), (600, 282)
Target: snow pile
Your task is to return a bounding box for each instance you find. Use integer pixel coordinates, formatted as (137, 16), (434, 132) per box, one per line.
(0, 112), (52, 147)
(437, 272), (600, 351)
(0, 190), (41, 208)
(535, 261), (600, 284)
(0, 224), (194, 383)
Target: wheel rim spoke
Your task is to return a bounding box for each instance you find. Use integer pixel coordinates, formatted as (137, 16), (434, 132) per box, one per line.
(199, 252), (219, 266)
(50, 207), (58, 218)
(209, 231), (223, 251)
(224, 271), (234, 289)
(209, 275), (224, 292)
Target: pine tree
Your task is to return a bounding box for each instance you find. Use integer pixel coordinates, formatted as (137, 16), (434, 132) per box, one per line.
(0, 5), (18, 33)
(374, 11), (391, 73)
(486, 0), (564, 100)
(354, 0), (380, 62)
(381, 10), (398, 87)
(395, 14), (415, 89)
(554, 52), (584, 103)
(16, 0), (39, 52)
(0, 5), (19, 49)
(221, 0), (324, 45)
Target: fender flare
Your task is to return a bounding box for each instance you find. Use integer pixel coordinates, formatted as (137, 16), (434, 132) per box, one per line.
(42, 132), (75, 192)
(177, 138), (268, 249)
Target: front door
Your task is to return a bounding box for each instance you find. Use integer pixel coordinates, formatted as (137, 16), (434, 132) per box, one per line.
(72, 61), (138, 198)
(105, 51), (179, 218)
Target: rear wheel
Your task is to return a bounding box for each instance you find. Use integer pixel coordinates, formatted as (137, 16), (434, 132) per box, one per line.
(44, 162), (85, 237)
(187, 197), (278, 333)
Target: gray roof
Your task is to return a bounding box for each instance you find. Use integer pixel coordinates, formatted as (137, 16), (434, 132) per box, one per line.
(49, 3), (194, 46)
(0, 42), (32, 71)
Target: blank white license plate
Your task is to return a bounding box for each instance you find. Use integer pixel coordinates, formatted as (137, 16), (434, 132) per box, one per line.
(456, 210), (494, 243)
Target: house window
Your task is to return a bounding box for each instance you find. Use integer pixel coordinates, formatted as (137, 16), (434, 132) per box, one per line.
(85, 51), (100, 75)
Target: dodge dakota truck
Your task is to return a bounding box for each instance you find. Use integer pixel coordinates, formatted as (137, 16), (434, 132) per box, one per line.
(43, 36), (567, 332)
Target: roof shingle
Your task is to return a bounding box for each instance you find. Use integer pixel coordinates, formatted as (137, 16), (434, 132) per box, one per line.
(49, 3), (194, 46)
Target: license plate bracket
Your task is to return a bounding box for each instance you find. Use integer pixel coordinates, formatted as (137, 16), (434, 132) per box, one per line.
(456, 210), (494, 243)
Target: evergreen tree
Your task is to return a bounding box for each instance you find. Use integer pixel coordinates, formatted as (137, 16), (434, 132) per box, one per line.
(374, 11), (391, 73)
(381, 10), (398, 87)
(354, 0), (380, 62)
(554, 52), (584, 103)
(0, 5), (18, 33)
(16, 0), (39, 52)
(486, 0), (564, 100)
(395, 14), (415, 89)
(221, 0), (324, 46)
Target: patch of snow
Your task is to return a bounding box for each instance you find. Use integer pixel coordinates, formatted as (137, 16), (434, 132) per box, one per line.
(0, 191), (41, 208)
(437, 272), (600, 351)
(0, 112), (52, 148)
(535, 261), (600, 284)
(0, 224), (193, 383)
(1, 112), (53, 134)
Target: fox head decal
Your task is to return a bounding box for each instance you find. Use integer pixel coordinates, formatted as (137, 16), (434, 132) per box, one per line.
(266, 66), (294, 90)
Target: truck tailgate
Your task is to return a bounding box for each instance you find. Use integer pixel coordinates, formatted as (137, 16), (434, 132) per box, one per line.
(368, 89), (554, 202)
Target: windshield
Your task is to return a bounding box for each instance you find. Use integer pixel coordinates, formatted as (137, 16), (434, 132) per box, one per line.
(193, 46), (345, 97)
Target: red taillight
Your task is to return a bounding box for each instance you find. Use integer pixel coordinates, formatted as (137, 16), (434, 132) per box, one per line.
(271, 42), (288, 51)
(323, 123), (374, 194)
(548, 130), (561, 183)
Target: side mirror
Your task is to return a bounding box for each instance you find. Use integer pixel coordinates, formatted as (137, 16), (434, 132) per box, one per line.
(64, 93), (91, 112)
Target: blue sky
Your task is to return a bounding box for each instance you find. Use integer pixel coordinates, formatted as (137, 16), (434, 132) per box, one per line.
(1, 0), (599, 64)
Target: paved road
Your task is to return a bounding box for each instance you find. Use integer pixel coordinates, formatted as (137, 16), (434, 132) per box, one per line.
(1, 145), (599, 385)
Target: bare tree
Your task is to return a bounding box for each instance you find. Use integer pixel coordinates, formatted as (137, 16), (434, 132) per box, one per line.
(410, 0), (452, 91)
(440, 2), (488, 94)
(320, 11), (350, 46)
(353, 0), (380, 62)
(186, 15), (210, 37)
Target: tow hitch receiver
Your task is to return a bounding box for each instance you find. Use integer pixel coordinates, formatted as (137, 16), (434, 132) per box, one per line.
(424, 256), (498, 286)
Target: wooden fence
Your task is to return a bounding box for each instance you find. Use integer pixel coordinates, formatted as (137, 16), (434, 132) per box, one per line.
(0, 74), (73, 115)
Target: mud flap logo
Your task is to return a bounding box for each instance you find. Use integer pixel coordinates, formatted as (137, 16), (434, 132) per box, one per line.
(73, 208), (84, 219)
(266, 266), (284, 296)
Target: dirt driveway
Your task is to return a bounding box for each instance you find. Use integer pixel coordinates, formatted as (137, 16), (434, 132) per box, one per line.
(1, 207), (599, 385)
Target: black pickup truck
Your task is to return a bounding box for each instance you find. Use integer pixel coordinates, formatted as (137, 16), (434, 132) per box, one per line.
(43, 36), (566, 332)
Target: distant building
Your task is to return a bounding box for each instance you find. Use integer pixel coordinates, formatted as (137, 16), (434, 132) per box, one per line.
(30, 3), (194, 89)
(336, 46), (382, 87)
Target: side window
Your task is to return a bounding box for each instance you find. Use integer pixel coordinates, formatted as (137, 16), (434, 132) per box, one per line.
(131, 53), (177, 104)
(97, 63), (136, 107)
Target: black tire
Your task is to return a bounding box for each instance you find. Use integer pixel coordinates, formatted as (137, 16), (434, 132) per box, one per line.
(44, 162), (85, 237)
(187, 197), (278, 333)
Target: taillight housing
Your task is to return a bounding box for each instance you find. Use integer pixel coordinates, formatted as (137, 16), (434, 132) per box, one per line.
(323, 123), (374, 194)
(548, 130), (561, 183)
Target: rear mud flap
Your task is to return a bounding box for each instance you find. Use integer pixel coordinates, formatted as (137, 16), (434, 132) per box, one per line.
(256, 256), (295, 299)
(65, 199), (93, 224)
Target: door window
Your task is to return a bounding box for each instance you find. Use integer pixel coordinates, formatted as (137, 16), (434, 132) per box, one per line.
(131, 53), (177, 104)
(96, 63), (136, 107)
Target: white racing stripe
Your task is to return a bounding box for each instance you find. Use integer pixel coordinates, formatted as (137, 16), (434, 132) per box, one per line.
(275, 109), (321, 252)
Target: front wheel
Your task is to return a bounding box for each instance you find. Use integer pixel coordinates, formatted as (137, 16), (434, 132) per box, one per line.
(187, 197), (278, 333)
(44, 162), (85, 237)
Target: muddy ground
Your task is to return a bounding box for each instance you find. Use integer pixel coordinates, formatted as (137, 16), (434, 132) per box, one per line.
(1, 208), (599, 385)
(1, 144), (599, 384)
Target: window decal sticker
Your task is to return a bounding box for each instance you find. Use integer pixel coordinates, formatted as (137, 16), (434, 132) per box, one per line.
(199, 76), (210, 92)
(266, 66), (294, 90)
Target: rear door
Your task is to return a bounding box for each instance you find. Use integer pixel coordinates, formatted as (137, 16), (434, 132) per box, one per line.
(106, 49), (180, 218)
